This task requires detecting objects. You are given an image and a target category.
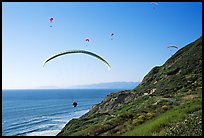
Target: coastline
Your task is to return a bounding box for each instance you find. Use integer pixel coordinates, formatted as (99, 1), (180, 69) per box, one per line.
(55, 109), (90, 136)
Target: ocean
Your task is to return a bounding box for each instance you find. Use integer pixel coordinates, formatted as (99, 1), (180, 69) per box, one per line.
(2, 89), (123, 136)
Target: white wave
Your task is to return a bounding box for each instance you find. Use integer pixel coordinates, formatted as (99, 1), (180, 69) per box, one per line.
(10, 115), (48, 126)
(24, 109), (90, 136)
(25, 130), (60, 136)
(52, 109), (89, 122)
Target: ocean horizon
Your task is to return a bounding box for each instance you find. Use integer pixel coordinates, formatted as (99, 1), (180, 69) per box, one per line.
(2, 89), (124, 136)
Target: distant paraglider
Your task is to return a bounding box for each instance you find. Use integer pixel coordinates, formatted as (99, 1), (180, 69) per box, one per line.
(150, 2), (158, 9)
(85, 38), (90, 46)
(167, 46), (178, 56)
(167, 46), (178, 49)
(49, 17), (53, 27)
(73, 101), (78, 107)
(43, 50), (111, 70)
(110, 33), (114, 40)
(85, 38), (90, 42)
(150, 2), (158, 5)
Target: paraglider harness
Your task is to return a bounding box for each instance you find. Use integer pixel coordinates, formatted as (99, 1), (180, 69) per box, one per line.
(73, 101), (78, 107)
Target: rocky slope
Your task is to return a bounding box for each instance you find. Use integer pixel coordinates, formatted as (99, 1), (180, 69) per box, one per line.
(57, 36), (202, 136)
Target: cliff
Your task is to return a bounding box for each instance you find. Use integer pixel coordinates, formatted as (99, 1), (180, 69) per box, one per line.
(57, 36), (202, 136)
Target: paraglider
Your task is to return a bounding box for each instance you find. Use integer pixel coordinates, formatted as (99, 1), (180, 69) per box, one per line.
(73, 101), (78, 107)
(49, 17), (53, 27)
(85, 38), (90, 46)
(167, 46), (178, 56)
(43, 50), (111, 70)
(110, 33), (114, 40)
(150, 2), (158, 5)
(167, 46), (178, 49)
(85, 38), (90, 42)
(150, 2), (158, 9)
(49, 17), (53, 22)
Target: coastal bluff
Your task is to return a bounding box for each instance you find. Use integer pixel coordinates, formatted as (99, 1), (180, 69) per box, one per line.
(57, 36), (202, 136)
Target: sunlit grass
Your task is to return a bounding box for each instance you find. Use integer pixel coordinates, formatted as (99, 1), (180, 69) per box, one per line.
(124, 99), (201, 136)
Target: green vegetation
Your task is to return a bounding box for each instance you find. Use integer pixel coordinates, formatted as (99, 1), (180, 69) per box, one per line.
(124, 98), (201, 136)
(57, 36), (202, 136)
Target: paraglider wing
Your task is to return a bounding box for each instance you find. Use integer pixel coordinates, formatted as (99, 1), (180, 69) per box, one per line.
(85, 38), (90, 42)
(43, 50), (111, 70)
(85, 38), (90, 46)
(49, 17), (53, 22)
(150, 2), (158, 5)
(167, 46), (178, 49)
(49, 17), (53, 27)
(150, 2), (158, 9)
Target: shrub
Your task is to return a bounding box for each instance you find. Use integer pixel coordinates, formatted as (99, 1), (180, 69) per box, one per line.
(146, 112), (154, 120)
(162, 105), (168, 111)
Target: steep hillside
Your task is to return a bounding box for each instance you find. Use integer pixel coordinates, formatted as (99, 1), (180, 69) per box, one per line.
(57, 36), (202, 136)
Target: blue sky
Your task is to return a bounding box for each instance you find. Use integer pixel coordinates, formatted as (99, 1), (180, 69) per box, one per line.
(2, 2), (202, 89)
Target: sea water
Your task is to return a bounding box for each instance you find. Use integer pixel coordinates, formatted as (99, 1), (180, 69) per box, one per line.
(2, 89), (123, 136)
